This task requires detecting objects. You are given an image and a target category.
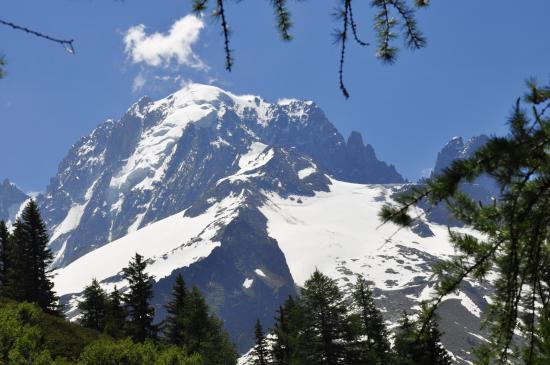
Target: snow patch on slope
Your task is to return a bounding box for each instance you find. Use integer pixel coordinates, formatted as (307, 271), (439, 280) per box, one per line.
(54, 194), (245, 295)
(260, 178), (459, 289)
(217, 142), (273, 185)
(50, 204), (86, 243)
(297, 167), (317, 180)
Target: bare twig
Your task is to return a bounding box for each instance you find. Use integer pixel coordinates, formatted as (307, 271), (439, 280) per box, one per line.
(0, 18), (75, 54)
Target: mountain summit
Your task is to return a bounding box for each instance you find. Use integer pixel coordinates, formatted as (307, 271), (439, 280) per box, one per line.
(38, 83), (403, 267)
(0, 84), (485, 359)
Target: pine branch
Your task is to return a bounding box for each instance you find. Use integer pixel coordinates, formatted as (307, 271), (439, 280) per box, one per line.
(192, 0), (209, 12)
(215, 0), (233, 71)
(373, 0), (398, 63)
(347, 0), (369, 46)
(0, 18), (75, 54)
(418, 239), (503, 337)
(388, 0), (426, 50)
(337, 2), (350, 98)
(271, 0), (293, 41)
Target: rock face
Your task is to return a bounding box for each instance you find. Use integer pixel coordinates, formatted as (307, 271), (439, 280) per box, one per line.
(0, 179), (28, 223)
(37, 84), (403, 268)
(33, 84), (494, 361)
(421, 135), (498, 226)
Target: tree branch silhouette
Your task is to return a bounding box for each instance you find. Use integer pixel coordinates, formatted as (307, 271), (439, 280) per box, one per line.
(0, 18), (75, 54)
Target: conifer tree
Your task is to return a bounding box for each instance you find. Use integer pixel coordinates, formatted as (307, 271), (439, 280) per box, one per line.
(252, 319), (270, 365)
(4, 200), (58, 314)
(424, 319), (452, 365)
(0, 220), (10, 287)
(104, 286), (127, 339)
(78, 278), (108, 331)
(393, 312), (420, 365)
(393, 311), (451, 365)
(122, 253), (156, 342)
(351, 276), (391, 364)
(163, 273), (188, 346)
(179, 285), (238, 365)
(183, 286), (213, 353)
(271, 296), (303, 365)
(299, 269), (348, 365)
(528, 304), (550, 364)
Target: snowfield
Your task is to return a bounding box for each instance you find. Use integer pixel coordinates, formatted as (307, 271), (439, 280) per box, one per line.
(54, 193), (245, 295)
(260, 178), (459, 289)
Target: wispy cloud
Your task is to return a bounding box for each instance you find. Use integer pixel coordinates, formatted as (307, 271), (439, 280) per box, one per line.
(124, 14), (206, 70)
(132, 72), (147, 92)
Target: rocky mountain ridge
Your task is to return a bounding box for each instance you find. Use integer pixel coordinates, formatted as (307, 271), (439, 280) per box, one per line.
(1, 84), (494, 361)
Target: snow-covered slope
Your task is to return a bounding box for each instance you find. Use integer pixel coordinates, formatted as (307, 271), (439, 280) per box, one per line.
(261, 179), (458, 287)
(55, 193), (244, 296)
(30, 83), (494, 360)
(39, 83), (403, 267)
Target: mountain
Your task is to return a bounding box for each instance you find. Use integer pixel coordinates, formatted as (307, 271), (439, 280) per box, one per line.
(0, 179), (29, 223)
(38, 84), (403, 268)
(420, 135), (498, 226)
(27, 83), (491, 361)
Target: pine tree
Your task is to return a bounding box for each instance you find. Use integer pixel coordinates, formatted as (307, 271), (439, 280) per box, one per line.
(104, 286), (127, 339)
(252, 319), (270, 365)
(351, 276), (391, 364)
(0, 220), (10, 287)
(424, 320), (452, 365)
(122, 253), (156, 342)
(163, 273), (188, 346)
(78, 278), (108, 331)
(393, 312), (420, 365)
(183, 286), (212, 353)
(380, 79), (550, 363)
(179, 285), (238, 365)
(528, 304), (550, 364)
(299, 269), (348, 365)
(4, 200), (58, 314)
(393, 311), (451, 365)
(271, 296), (303, 365)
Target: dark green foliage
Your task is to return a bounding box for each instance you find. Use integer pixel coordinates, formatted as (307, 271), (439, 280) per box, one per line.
(0, 298), (208, 364)
(122, 253), (156, 342)
(252, 319), (270, 365)
(270, 0), (292, 41)
(103, 286), (127, 339)
(163, 273), (188, 346)
(379, 80), (550, 364)
(349, 276), (391, 364)
(180, 286), (237, 365)
(393, 311), (452, 365)
(0, 220), (10, 287)
(78, 279), (108, 332)
(297, 269), (349, 365)
(271, 296), (304, 365)
(268, 271), (452, 365)
(78, 338), (203, 365)
(162, 274), (237, 365)
(0, 298), (100, 363)
(3, 200), (59, 314)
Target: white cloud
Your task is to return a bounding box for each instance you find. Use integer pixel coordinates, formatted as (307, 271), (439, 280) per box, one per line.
(132, 72), (147, 92)
(124, 15), (206, 70)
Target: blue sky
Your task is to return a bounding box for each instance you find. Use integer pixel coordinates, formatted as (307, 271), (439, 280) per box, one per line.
(1, 1), (549, 192)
